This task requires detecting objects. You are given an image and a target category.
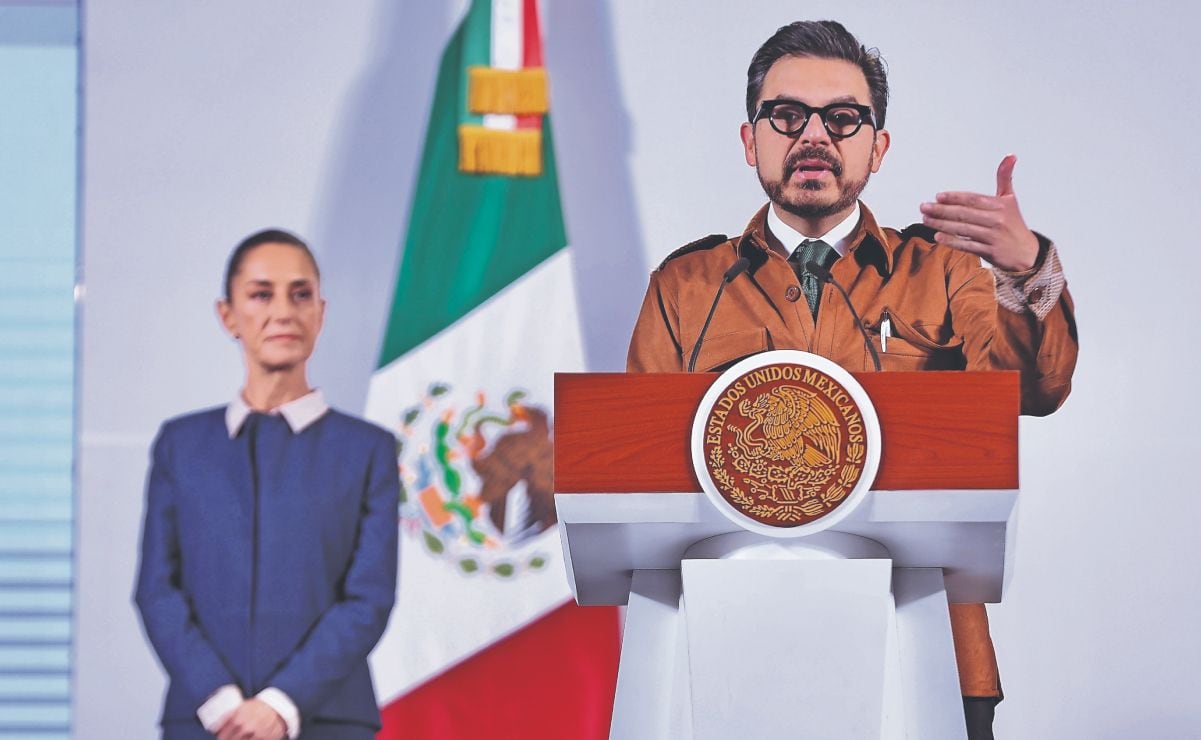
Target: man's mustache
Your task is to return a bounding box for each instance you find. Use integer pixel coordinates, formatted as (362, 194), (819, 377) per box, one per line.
(784, 148), (844, 178)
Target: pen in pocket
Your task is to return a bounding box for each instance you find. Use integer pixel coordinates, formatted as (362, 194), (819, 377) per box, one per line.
(880, 309), (892, 353)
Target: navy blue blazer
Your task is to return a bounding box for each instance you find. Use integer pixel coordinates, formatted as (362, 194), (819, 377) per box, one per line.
(134, 406), (399, 730)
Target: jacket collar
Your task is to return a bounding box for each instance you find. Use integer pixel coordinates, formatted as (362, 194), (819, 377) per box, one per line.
(739, 201), (894, 275)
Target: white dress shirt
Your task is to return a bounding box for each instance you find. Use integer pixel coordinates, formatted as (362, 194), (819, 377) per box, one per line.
(766, 200), (861, 256)
(225, 388), (329, 438)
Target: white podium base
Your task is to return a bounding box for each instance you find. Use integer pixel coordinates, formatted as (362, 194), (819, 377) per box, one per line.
(610, 534), (967, 740)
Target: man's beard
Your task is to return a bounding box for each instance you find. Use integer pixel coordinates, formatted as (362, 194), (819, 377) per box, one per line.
(758, 146), (872, 220)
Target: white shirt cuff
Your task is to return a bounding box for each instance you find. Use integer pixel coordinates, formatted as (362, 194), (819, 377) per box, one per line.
(197, 684), (243, 732)
(256, 687), (301, 739)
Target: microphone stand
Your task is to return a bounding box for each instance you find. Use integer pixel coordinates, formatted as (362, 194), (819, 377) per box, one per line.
(687, 257), (751, 372)
(805, 260), (881, 372)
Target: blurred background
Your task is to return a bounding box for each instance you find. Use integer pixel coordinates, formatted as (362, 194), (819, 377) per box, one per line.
(1, 0), (1198, 737)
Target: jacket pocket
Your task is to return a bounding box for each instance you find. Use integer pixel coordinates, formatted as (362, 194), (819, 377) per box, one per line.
(869, 308), (964, 370)
(694, 327), (769, 372)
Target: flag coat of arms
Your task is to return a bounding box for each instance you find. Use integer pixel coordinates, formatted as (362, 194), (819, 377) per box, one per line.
(365, 0), (620, 736)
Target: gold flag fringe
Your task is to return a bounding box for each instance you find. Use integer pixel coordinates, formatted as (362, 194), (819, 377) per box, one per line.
(467, 67), (549, 115)
(458, 126), (543, 176)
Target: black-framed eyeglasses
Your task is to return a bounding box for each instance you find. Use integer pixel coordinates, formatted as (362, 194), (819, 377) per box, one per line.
(752, 99), (876, 139)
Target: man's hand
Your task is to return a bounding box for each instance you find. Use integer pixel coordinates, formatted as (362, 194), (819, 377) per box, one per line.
(214, 699), (287, 740)
(919, 154), (1040, 272)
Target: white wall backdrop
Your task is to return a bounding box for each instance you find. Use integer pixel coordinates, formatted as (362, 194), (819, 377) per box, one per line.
(77, 1), (1201, 737)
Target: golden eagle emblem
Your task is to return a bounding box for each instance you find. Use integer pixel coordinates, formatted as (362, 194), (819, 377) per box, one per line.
(738, 386), (840, 468)
(701, 363), (868, 527)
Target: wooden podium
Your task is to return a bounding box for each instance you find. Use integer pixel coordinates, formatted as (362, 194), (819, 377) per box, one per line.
(554, 371), (1020, 740)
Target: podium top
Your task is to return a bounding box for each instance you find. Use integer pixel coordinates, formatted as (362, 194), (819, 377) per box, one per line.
(554, 371), (1019, 493)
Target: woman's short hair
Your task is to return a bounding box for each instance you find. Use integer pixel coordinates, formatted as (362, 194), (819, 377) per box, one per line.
(223, 228), (319, 300)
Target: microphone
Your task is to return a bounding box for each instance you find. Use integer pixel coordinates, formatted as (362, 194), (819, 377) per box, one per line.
(687, 257), (751, 372)
(805, 260), (881, 372)
(722, 257), (752, 283)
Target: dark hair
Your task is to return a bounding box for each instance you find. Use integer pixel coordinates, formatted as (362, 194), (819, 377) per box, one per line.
(223, 228), (320, 300)
(745, 20), (889, 129)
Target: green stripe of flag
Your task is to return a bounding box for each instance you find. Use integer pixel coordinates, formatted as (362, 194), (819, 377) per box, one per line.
(459, 0), (489, 128)
(377, 0), (567, 368)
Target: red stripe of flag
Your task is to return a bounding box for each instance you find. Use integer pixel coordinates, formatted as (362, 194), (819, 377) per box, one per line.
(516, 0), (543, 130)
(378, 602), (621, 739)
(521, 0), (542, 67)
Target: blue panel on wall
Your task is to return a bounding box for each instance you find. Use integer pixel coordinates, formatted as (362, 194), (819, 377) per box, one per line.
(0, 4), (78, 738)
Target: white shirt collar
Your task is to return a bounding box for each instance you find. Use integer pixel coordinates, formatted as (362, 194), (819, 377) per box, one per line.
(766, 200), (861, 257)
(225, 389), (329, 438)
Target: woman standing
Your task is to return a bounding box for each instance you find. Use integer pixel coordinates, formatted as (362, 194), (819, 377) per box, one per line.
(135, 230), (399, 740)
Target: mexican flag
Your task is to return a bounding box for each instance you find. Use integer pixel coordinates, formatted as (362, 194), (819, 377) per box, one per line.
(364, 0), (620, 736)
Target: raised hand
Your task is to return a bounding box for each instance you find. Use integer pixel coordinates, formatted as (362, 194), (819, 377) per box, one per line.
(919, 154), (1040, 272)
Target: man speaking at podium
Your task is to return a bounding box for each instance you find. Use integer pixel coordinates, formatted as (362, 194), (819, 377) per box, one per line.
(627, 20), (1078, 739)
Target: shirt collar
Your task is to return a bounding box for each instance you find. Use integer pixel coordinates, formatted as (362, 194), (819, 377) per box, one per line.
(743, 201), (894, 275)
(766, 201), (861, 257)
(225, 389), (329, 438)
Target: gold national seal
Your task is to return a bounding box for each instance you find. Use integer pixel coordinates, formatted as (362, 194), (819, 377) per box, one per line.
(701, 362), (868, 527)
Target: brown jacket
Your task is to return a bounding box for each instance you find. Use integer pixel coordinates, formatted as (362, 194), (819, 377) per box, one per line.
(626, 203), (1078, 696)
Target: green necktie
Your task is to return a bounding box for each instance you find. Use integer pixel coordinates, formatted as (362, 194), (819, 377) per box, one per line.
(788, 239), (836, 318)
